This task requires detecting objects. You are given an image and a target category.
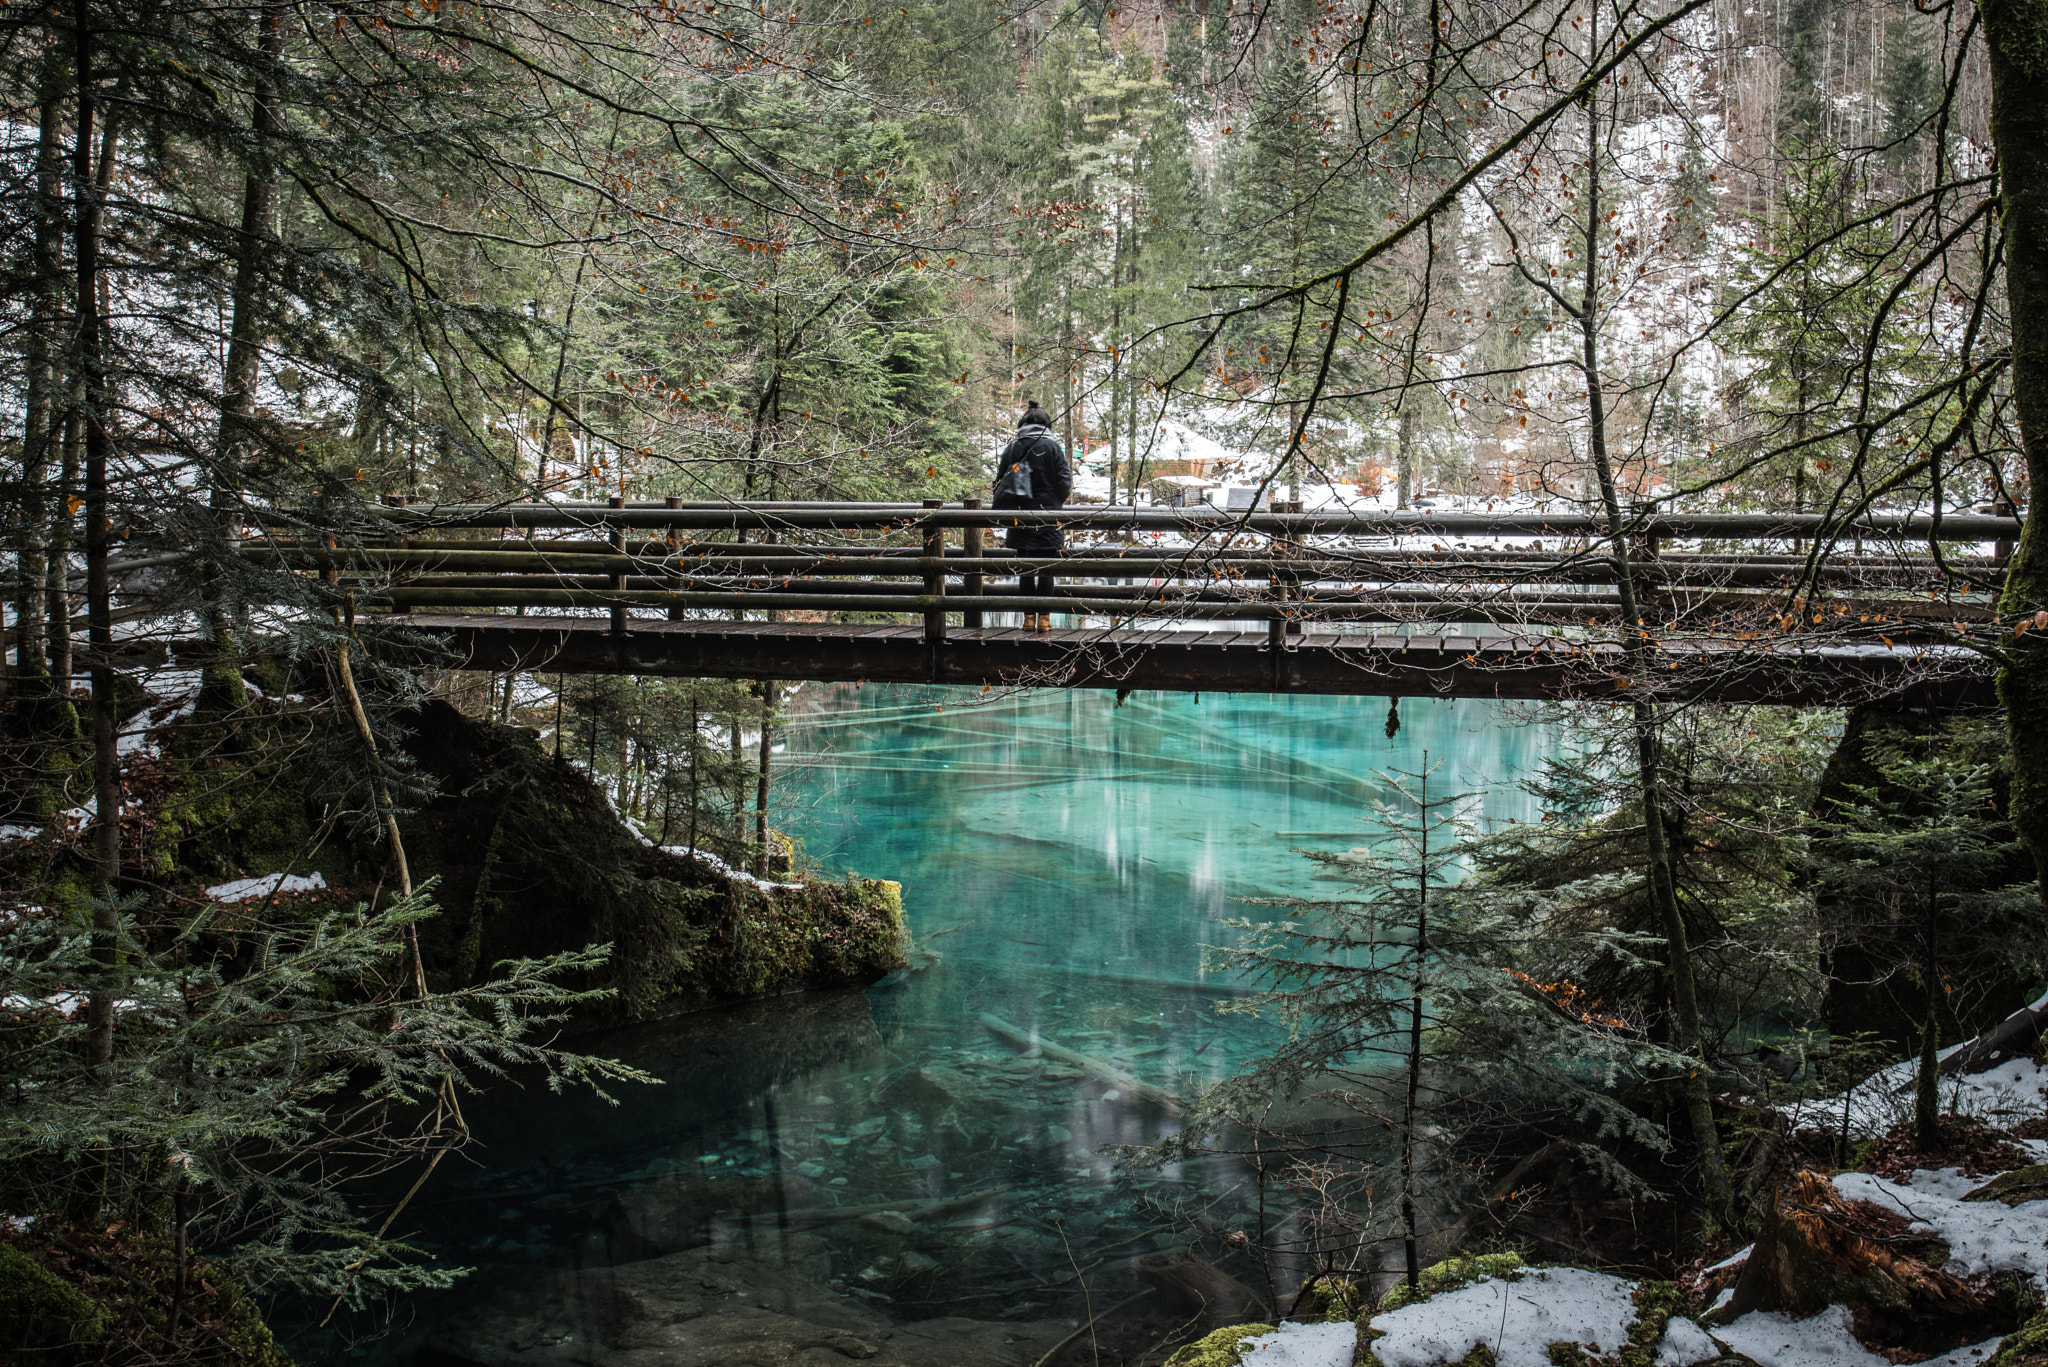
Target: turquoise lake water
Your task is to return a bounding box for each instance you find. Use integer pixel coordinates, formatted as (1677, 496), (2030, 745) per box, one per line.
(342, 685), (1549, 1361)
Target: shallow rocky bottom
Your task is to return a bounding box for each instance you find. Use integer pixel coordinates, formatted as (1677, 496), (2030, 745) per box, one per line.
(419, 1232), (1077, 1367)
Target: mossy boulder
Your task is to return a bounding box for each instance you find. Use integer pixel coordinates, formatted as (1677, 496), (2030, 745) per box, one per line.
(1164, 1322), (1278, 1367)
(1986, 1306), (2048, 1367)
(0, 1244), (108, 1349)
(1377, 1251), (1527, 1313)
(392, 701), (905, 1022)
(1620, 1281), (1686, 1367)
(1966, 1165), (2048, 1207)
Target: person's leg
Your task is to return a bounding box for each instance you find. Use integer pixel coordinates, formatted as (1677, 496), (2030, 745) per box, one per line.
(1019, 565), (1048, 631)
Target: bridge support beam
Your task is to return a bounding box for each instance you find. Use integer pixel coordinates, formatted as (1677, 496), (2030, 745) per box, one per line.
(382, 616), (2000, 710)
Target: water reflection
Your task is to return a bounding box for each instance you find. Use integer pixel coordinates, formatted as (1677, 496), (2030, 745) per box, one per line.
(339, 687), (1544, 1365)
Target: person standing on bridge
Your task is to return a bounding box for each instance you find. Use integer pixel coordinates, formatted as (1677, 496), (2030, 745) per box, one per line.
(993, 401), (1072, 635)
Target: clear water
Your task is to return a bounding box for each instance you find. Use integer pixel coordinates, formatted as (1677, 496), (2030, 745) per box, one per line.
(334, 685), (1547, 1362)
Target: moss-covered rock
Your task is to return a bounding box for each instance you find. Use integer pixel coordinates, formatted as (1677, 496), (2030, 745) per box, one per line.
(0, 1243), (108, 1348)
(1620, 1281), (1686, 1367)
(1986, 1305), (2048, 1367)
(1163, 1322), (1278, 1367)
(0, 1232), (290, 1367)
(1302, 1274), (1366, 1322)
(391, 701), (906, 1022)
(1377, 1252), (1527, 1313)
(1967, 1165), (2048, 1207)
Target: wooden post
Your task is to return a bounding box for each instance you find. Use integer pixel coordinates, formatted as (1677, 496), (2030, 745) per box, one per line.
(1998, 500), (2017, 570)
(383, 494), (407, 614)
(1269, 498), (1302, 646)
(961, 497), (984, 630)
(665, 495), (686, 621)
(607, 494), (627, 638)
(921, 498), (946, 644)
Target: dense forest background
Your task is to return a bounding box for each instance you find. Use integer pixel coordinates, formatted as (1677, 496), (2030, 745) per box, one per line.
(9, 0), (2048, 1360)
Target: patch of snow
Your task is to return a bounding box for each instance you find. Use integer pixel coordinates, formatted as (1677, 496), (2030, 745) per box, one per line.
(659, 845), (803, 892)
(1708, 1288), (1735, 1315)
(1922, 1339), (2003, 1367)
(1707, 1244), (1754, 1272)
(1239, 1320), (1358, 1367)
(1795, 1055), (2048, 1137)
(1655, 1317), (1721, 1367)
(204, 871), (329, 903)
(0, 825), (40, 843)
(1368, 1267), (1637, 1367)
(1832, 1169), (2048, 1287)
(2, 1213), (34, 1233)
(1715, 1306), (1887, 1367)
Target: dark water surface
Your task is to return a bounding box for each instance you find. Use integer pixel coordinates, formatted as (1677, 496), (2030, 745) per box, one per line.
(334, 686), (1546, 1362)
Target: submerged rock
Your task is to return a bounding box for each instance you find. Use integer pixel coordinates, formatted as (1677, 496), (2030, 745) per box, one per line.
(605, 1171), (819, 1260)
(420, 1234), (1073, 1367)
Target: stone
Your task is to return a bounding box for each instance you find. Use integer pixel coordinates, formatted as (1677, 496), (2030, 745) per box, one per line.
(419, 1234), (1073, 1367)
(605, 1171), (819, 1260)
(900, 1251), (941, 1274)
(1046, 1125), (1072, 1144)
(1129, 1250), (1263, 1327)
(1966, 1165), (2048, 1207)
(860, 1210), (918, 1236)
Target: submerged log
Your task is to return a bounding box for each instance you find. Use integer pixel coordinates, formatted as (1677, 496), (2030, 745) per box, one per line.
(786, 1185), (1014, 1229)
(1128, 1250), (1263, 1326)
(977, 1012), (1183, 1114)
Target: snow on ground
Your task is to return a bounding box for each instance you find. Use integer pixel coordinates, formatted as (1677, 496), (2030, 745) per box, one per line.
(1832, 1168), (2048, 1288)
(1926, 1340), (2008, 1367)
(1369, 1267), (1637, 1367)
(203, 871), (328, 903)
(1791, 1049), (2048, 1138)
(1238, 1319), (1358, 1367)
(1715, 1305), (1890, 1367)
(658, 845), (803, 892)
(1713, 1308), (1999, 1367)
(1655, 1317), (1720, 1366)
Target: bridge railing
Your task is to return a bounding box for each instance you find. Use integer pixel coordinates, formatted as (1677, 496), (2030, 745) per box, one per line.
(241, 500), (2019, 645)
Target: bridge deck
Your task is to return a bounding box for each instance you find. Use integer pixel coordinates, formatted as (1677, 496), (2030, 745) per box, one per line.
(393, 614), (1996, 707)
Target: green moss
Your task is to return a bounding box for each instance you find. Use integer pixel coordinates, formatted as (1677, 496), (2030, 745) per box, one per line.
(0, 1244), (109, 1347)
(1987, 1305), (2048, 1367)
(1302, 1274), (1366, 1321)
(204, 1265), (294, 1367)
(1164, 1323), (1277, 1367)
(1966, 1165), (2048, 1207)
(1457, 1344), (1499, 1367)
(1377, 1252), (1526, 1313)
(1619, 1281), (1685, 1367)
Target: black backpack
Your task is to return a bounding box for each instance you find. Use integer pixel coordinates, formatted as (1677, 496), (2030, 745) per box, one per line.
(993, 436), (1038, 505)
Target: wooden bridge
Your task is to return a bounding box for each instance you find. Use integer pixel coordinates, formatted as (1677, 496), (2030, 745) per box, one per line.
(244, 500), (2018, 708)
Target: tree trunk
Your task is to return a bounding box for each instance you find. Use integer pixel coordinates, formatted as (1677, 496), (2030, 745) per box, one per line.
(1985, 0), (2048, 910)
(753, 681), (774, 878)
(202, 1), (283, 714)
(77, 3), (122, 1070)
(1396, 404), (1417, 510)
(47, 405), (80, 695)
(13, 56), (66, 708)
(1574, 28), (1731, 1217)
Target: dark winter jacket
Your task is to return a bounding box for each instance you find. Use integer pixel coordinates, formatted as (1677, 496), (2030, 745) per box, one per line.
(993, 423), (1073, 553)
